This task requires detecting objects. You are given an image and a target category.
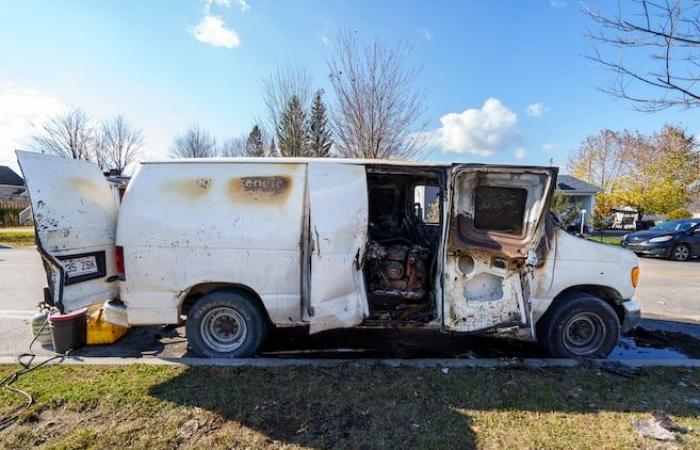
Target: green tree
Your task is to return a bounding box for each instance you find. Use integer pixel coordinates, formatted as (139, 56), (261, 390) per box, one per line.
(269, 137), (276, 156)
(668, 208), (693, 220)
(550, 192), (578, 226)
(276, 95), (309, 157)
(615, 125), (700, 215)
(245, 125), (265, 157)
(569, 125), (700, 218)
(308, 89), (332, 157)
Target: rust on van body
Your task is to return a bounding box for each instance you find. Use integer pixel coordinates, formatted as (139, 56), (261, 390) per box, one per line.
(228, 175), (292, 205)
(161, 178), (212, 200)
(70, 177), (104, 204)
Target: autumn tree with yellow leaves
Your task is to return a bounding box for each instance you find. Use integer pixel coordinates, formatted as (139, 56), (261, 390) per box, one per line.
(569, 125), (700, 221)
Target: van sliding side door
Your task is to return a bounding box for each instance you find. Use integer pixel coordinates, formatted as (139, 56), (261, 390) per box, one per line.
(443, 165), (557, 333)
(307, 163), (369, 333)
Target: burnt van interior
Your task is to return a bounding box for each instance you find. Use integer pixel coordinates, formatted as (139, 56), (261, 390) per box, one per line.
(363, 167), (445, 324)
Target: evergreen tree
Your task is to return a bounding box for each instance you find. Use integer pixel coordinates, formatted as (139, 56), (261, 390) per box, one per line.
(269, 137), (277, 156)
(276, 95), (309, 157)
(308, 89), (332, 157)
(245, 125), (265, 157)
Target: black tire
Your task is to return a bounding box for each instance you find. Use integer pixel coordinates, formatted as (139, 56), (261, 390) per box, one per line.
(536, 292), (620, 358)
(670, 244), (691, 261)
(186, 289), (268, 358)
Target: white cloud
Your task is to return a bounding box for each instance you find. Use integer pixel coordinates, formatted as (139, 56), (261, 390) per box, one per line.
(514, 146), (527, 160)
(525, 102), (546, 117)
(0, 83), (66, 169)
(418, 27), (434, 42)
(189, 15), (241, 49)
(549, 0), (566, 7)
(429, 98), (519, 156)
(542, 142), (557, 150)
(237, 0), (250, 13)
(317, 32), (330, 46)
(204, 0), (248, 14)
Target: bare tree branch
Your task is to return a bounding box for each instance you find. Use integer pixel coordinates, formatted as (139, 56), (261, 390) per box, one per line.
(169, 124), (217, 158)
(262, 64), (312, 150)
(95, 115), (144, 173)
(219, 135), (248, 157)
(29, 107), (94, 160)
(327, 30), (427, 159)
(584, 0), (700, 111)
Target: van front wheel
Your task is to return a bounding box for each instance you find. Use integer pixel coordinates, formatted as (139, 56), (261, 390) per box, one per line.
(186, 290), (268, 358)
(537, 293), (620, 358)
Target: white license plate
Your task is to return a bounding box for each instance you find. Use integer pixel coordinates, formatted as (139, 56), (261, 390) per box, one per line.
(62, 256), (98, 278)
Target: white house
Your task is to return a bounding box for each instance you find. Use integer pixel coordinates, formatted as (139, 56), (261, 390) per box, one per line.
(0, 165), (26, 199)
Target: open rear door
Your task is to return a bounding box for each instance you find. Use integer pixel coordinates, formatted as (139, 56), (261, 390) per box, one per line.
(443, 165), (557, 333)
(307, 162), (369, 333)
(16, 151), (119, 313)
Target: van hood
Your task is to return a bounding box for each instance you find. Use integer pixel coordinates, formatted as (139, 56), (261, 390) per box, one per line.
(554, 229), (638, 264)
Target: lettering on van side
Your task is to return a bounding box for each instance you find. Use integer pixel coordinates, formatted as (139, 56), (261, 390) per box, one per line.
(241, 176), (289, 194)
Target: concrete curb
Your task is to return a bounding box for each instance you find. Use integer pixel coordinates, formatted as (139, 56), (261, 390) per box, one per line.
(2, 356), (700, 368)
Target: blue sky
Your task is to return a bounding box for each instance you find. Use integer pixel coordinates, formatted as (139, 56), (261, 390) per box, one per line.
(1, 0), (699, 173)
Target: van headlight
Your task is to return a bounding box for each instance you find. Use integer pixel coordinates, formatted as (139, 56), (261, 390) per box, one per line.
(648, 235), (674, 243)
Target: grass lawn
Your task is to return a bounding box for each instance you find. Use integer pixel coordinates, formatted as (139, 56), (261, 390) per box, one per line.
(0, 226), (35, 247)
(2, 364), (700, 449)
(588, 235), (623, 246)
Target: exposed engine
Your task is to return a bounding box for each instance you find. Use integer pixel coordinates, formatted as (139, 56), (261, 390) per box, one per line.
(365, 241), (430, 301)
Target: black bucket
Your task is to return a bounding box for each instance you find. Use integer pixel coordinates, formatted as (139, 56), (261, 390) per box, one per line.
(49, 308), (87, 354)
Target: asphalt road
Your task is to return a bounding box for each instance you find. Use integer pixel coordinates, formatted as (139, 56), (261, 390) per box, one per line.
(1, 246), (699, 358)
(634, 256), (700, 322)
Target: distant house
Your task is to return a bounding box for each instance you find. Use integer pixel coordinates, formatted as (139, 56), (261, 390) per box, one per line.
(555, 175), (600, 223)
(0, 165), (26, 199)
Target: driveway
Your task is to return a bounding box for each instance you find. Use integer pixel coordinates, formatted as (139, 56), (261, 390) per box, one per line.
(1, 246), (700, 358)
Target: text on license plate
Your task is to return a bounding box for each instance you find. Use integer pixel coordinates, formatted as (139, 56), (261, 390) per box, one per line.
(62, 256), (98, 278)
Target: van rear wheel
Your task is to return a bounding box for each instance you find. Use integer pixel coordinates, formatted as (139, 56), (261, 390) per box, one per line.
(186, 290), (268, 358)
(537, 293), (620, 358)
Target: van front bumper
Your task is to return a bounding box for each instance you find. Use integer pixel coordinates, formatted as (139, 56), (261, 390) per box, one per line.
(620, 299), (642, 333)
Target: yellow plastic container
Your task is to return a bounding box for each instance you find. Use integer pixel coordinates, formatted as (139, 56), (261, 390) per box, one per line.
(86, 304), (128, 345)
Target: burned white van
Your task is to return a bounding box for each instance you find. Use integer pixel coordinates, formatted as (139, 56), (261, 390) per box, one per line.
(17, 151), (641, 358)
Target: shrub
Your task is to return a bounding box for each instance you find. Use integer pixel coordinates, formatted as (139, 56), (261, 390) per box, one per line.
(0, 207), (22, 227)
(667, 208), (693, 220)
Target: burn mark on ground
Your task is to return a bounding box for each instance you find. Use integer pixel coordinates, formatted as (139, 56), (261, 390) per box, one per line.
(228, 176), (292, 205)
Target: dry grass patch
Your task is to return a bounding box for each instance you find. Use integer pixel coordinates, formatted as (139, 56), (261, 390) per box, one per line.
(1, 364), (700, 449)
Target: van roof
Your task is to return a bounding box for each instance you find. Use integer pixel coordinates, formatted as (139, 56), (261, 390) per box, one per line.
(141, 157), (452, 167)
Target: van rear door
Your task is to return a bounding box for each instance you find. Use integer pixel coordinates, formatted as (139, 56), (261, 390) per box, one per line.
(443, 165), (557, 333)
(16, 151), (119, 313)
(307, 163), (369, 333)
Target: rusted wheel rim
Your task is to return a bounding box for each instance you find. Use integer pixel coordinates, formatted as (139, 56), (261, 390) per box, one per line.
(200, 307), (247, 352)
(563, 312), (606, 356)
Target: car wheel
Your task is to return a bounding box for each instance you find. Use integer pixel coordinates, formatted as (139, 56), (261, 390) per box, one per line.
(537, 292), (620, 358)
(186, 289), (268, 358)
(670, 244), (691, 261)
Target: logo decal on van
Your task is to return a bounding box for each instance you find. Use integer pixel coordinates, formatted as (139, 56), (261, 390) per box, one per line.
(240, 176), (289, 195)
(228, 175), (293, 205)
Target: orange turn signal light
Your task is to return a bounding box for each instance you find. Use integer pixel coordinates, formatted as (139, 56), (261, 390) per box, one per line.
(631, 266), (640, 288)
